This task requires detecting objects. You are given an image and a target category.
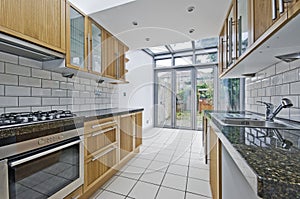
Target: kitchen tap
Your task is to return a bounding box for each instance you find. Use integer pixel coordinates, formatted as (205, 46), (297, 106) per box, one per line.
(257, 98), (293, 122)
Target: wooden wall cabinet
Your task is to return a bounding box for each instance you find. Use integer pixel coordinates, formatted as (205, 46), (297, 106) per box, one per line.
(0, 0), (66, 53)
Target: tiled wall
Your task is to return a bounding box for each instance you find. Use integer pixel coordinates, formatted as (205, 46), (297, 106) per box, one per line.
(245, 59), (300, 122)
(0, 52), (119, 114)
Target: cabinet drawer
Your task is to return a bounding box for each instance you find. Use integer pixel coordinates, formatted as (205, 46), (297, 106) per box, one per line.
(64, 186), (82, 199)
(84, 117), (117, 134)
(85, 126), (117, 156)
(85, 147), (117, 188)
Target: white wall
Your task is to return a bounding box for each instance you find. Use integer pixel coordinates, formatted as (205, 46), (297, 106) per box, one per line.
(118, 50), (154, 129)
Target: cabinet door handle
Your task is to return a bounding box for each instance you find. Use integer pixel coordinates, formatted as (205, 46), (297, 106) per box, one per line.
(279, 0), (284, 13)
(228, 17), (233, 66)
(238, 16), (242, 57)
(91, 127), (116, 137)
(91, 121), (117, 129)
(272, 0), (277, 20)
(92, 146), (116, 162)
(87, 34), (91, 71)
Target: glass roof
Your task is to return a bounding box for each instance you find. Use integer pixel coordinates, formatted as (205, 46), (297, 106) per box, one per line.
(145, 37), (218, 56)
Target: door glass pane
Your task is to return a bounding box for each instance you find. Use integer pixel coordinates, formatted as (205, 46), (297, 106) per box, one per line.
(196, 68), (214, 129)
(70, 7), (85, 68)
(91, 24), (102, 73)
(174, 56), (193, 66)
(156, 71), (172, 127)
(156, 59), (172, 67)
(176, 70), (192, 128)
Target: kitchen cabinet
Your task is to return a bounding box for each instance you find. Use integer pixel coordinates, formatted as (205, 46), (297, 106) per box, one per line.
(135, 112), (143, 148)
(218, 25), (227, 74)
(102, 29), (128, 81)
(120, 114), (134, 160)
(83, 117), (118, 192)
(64, 186), (83, 199)
(88, 19), (102, 75)
(287, 0), (300, 19)
(226, 3), (236, 68)
(66, 3), (87, 71)
(237, 0), (250, 56)
(209, 127), (222, 199)
(0, 0), (66, 53)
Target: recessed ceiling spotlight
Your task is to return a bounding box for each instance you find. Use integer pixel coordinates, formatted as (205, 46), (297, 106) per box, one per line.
(187, 6), (195, 13)
(189, 29), (195, 34)
(132, 21), (138, 26)
(145, 38), (150, 41)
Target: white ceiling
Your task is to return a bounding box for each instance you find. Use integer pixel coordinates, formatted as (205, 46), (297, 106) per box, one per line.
(69, 0), (231, 50)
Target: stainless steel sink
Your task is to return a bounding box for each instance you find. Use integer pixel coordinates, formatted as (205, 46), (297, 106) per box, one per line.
(220, 118), (296, 129)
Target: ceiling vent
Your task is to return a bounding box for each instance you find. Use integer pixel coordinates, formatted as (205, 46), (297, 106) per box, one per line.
(0, 33), (64, 61)
(275, 52), (300, 63)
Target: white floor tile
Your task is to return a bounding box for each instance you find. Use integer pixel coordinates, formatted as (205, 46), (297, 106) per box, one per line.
(101, 176), (117, 189)
(147, 161), (169, 172)
(171, 157), (190, 166)
(187, 178), (212, 197)
(140, 170), (165, 185)
(185, 192), (212, 199)
(128, 181), (159, 199)
(156, 187), (185, 199)
(167, 164), (188, 177)
(161, 173), (187, 191)
(96, 190), (126, 199)
(128, 158), (152, 169)
(188, 167), (209, 181)
(120, 166), (145, 180)
(106, 176), (137, 195)
(154, 153), (172, 163)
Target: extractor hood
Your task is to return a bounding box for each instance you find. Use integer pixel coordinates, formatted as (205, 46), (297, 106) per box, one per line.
(0, 33), (65, 61)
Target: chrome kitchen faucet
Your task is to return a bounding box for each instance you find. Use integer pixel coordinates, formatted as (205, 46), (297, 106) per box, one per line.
(257, 98), (293, 122)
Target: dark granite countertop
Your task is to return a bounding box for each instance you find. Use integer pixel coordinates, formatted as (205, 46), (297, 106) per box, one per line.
(205, 111), (300, 199)
(0, 108), (143, 148)
(74, 108), (144, 121)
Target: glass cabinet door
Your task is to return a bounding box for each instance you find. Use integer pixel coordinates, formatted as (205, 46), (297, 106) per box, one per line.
(227, 6), (234, 67)
(237, 0), (249, 56)
(69, 7), (85, 69)
(91, 23), (102, 74)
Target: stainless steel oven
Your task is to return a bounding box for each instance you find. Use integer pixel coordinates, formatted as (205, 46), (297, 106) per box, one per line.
(0, 128), (84, 199)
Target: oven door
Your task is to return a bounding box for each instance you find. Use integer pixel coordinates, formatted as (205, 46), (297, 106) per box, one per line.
(6, 136), (84, 199)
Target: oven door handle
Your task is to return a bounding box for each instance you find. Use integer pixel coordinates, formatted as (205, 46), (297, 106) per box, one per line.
(9, 140), (81, 167)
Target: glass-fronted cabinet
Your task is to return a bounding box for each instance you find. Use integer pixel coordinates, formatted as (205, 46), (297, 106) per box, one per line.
(67, 4), (86, 70)
(237, 0), (249, 56)
(227, 5), (235, 67)
(89, 21), (102, 74)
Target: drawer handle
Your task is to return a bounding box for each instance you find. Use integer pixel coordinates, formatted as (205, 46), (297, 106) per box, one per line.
(91, 121), (117, 129)
(91, 127), (116, 137)
(92, 146), (116, 162)
(71, 195), (80, 199)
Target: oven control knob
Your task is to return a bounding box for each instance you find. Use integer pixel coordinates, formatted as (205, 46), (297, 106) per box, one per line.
(38, 139), (45, 145)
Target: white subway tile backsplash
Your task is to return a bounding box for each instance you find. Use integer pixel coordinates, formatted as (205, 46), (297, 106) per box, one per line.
(42, 79), (59, 89)
(19, 97), (41, 106)
(5, 107), (31, 113)
(261, 78), (270, 88)
(290, 108), (300, 122)
(42, 98), (59, 106)
(264, 65), (276, 77)
(275, 84), (289, 96)
(0, 62), (4, 73)
(258, 88), (266, 97)
(275, 62), (290, 74)
(290, 59), (300, 70)
(5, 86), (31, 96)
(0, 52), (18, 64)
(32, 88), (51, 97)
(19, 76), (41, 87)
(51, 72), (67, 82)
(290, 82), (300, 94)
(0, 97), (18, 107)
(271, 74), (283, 85)
(60, 82), (74, 90)
(0, 74), (18, 85)
(5, 63), (31, 76)
(60, 98), (73, 105)
(19, 57), (42, 68)
(32, 68), (51, 79)
(51, 89), (67, 97)
(282, 69), (298, 83)
(0, 85), (4, 96)
(0, 54), (118, 114)
(51, 106), (67, 111)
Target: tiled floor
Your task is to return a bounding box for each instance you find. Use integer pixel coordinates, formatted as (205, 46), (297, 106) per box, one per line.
(92, 128), (211, 199)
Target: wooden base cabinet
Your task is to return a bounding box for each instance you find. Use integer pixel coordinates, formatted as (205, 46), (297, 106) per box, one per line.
(209, 127), (222, 199)
(135, 112), (143, 148)
(120, 114), (134, 160)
